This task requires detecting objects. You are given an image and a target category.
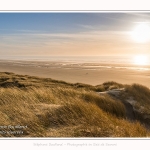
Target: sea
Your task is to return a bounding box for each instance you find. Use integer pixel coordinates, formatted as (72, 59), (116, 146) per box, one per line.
(0, 56), (150, 71)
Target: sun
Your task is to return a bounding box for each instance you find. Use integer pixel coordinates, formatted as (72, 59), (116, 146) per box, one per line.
(131, 23), (150, 43)
(133, 55), (148, 65)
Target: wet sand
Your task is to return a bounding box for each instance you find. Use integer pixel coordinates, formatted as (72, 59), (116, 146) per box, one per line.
(0, 60), (150, 88)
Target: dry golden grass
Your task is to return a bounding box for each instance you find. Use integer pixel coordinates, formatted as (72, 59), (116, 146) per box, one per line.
(126, 84), (150, 106)
(0, 72), (150, 137)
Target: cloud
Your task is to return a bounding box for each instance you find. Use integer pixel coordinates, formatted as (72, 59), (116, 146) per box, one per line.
(0, 28), (134, 57)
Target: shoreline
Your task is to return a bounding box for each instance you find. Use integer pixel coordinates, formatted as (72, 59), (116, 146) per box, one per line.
(0, 60), (150, 88)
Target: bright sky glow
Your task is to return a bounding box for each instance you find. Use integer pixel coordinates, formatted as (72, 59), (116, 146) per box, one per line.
(131, 23), (150, 43)
(0, 13), (150, 59)
(133, 55), (149, 65)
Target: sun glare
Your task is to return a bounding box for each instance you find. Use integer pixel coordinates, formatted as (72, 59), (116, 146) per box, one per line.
(131, 23), (150, 43)
(133, 55), (148, 65)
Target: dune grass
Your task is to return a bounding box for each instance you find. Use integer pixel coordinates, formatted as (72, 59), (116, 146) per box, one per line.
(126, 84), (150, 106)
(124, 84), (150, 124)
(0, 72), (150, 137)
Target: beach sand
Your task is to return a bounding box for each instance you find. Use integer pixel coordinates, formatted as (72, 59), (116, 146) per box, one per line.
(0, 60), (150, 88)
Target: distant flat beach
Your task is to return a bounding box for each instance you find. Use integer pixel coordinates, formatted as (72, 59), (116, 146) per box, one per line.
(0, 60), (150, 88)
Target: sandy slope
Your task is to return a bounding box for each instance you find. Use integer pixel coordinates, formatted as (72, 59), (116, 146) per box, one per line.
(0, 60), (150, 88)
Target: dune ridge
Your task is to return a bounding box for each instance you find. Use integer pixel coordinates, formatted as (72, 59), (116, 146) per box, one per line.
(0, 72), (150, 137)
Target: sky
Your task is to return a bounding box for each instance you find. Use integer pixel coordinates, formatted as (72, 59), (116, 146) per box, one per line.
(0, 12), (150, 58)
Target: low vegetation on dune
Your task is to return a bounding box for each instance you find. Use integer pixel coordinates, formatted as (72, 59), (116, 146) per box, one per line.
(0, 72), (150, 137)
